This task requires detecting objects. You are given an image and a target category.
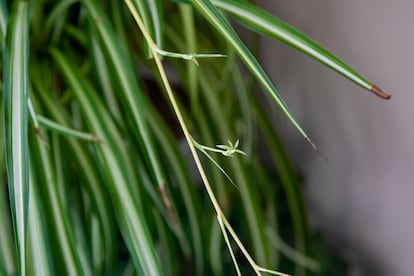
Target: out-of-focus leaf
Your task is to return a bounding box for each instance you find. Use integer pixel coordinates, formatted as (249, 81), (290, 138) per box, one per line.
(0, 97), (16, 273)
(81, 0), (166, 191)
(0, 0), (8, 52)
(33, 76), (117, 273)
(131, 0), (163, 57)
(30, 126), (87, 275)
(51, 48), (162, 275)
(27, 170), (54, 276)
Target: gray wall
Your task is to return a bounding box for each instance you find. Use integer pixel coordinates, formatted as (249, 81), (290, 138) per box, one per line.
(256, 1), (414, 275)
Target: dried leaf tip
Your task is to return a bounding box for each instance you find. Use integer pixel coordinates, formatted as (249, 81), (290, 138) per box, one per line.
(34, 126), (50, 149)
(305, 136), (329, 164)
(91, 135), (104, 143)
(158, 185), (179, 227)
(370, 84), (392, 100)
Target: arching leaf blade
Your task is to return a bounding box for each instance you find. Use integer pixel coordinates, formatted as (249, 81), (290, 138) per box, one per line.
(213, 0), (391, 99)
(191, 0), (312, 143)
(51, 48), (162, 276)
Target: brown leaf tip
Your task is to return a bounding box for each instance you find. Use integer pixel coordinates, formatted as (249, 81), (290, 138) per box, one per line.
(305, 136), (329, 164)
(370, 84), (392, 100)
(158, 185), (180, 227)
(91, 135), (104, 143)
(34, 126), (50, 149)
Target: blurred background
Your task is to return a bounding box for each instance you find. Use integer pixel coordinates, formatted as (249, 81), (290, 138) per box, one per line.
(257, 1), (414, 275)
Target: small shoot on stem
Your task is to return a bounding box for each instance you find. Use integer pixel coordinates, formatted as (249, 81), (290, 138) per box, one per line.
(154, 47), (226, 66)
(193, 139), (247, 188)
(216, 139), (246, 157)
(193, 139), (244, 188)
(125, 1), (290, 274)
(195, 139), (246, 157)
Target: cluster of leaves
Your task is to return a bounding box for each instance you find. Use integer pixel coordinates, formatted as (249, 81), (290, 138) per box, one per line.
(0, 0), (388, 275)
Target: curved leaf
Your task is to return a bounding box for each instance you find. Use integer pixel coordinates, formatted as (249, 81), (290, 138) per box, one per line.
(190, 0), (312, 143)
(213, 0), (391, 99)
(131, 0), (163, 57)
(0, 0), (7, 50)
(51, 48), (162, 275)
(32, 71), (118, 273)
(81, 0), (165, 189)
(30, 126), (87, 275)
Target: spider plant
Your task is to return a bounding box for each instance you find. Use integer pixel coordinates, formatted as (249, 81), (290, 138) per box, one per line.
(1, 0), (389, 275)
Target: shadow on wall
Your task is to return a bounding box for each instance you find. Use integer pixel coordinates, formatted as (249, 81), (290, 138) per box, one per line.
(257, 1), (414, 276)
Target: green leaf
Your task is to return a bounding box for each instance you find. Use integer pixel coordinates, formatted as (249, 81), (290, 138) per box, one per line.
(30, 126), (87, 276)
(3, 2), (30, 274)
(36, 115), (102, 143)
(0, 183), (17, 276)
(81, 0), (165, 189)
(0, 115), (16, 275)
(197, 66), (270, 266)
(0, 0), (8, 51)
(89, 34), (123, 125)
(190, 0), (312, 143)
(33, 75), (117, 273)
(131, 0), (163, 58)
(212, 0), (391, 99)
(145, 101), (204, 274)
(27, 171), (54, 276)
(254, 97), (309, 271)
(51, 48), (162, 275)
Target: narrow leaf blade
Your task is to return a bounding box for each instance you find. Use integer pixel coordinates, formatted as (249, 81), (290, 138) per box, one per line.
(3, 2), (30, 274)
(213, 0), (391, 99)
(51, 48), (162, 275)
(191, 0), (310, 140)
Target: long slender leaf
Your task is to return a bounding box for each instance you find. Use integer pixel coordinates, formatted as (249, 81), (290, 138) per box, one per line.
(0, 181), (17, 276)
(51, 48), (162, 275)
(170, 0), (391, 100)
(81, 0), (166, 189)
(0, 86), (17, 275)
(145, 101), (204, 275)
(179, 4), (198, 111)
(146, 0), (163, 48)
(33, 77), (117, 274)
(0, 0), (7, 52)
(190, 0), (313, 145)
(27, 170), (54, 276)
(37, 115), (102, 142)
(198, 69), (270, 266)
(163, 21), (230, 205)
(209, 216), (224, 275)
(43, 0), (78, 44)
(89, 34), (123, 125)
(3, 3), (30, 274)
(0, 107), (16, 275)
(0, 1), (378, 274)
(131, 0), (163, 57)
(212, 0), (391, 99)
(30, 127), (86, 275)
(153, 210), (176, 276)
(254, 97), (309, 260)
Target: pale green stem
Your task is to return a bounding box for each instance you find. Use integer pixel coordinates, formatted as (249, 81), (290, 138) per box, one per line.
(154, 47), (226, 65)
(124, 1), (289, 275)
